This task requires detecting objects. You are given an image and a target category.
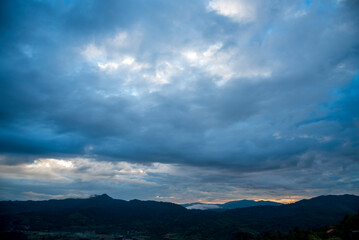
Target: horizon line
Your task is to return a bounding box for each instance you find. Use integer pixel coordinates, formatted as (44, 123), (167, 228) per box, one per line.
(2, 193), (358, 205)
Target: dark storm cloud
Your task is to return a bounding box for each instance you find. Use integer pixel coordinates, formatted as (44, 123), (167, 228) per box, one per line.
(0, 0), (358, 201)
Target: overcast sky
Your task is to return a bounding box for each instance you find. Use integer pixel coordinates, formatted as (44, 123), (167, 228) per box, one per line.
(0, 0), (358, 203)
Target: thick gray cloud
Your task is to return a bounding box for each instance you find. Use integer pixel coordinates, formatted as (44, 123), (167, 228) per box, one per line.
(0, 0), (358, 202)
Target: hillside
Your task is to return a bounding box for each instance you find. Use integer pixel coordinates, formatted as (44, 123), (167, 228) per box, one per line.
(183, 199), (282, 210)
(0, 194), (358, 239)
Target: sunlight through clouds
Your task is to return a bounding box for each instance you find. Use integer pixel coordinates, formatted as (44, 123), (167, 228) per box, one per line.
(0, 158), (175, 186)
(208, 0), (257, 23)
(0, 0), (358, 202)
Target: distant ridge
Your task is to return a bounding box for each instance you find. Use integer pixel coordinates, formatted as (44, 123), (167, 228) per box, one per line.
(183, 199), (282, 210)
(90, 193), (113, 199)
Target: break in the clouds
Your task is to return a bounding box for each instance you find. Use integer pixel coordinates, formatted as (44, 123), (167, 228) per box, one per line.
(0, 0), (358, 203)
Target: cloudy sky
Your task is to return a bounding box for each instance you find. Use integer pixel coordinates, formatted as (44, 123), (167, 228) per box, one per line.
(0, 0), (358, 203)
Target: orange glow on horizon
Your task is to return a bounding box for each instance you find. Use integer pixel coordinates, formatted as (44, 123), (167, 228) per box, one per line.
(176, 196), (305, 205)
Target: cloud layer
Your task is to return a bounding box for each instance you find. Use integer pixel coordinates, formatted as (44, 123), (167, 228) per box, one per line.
(0, 0), (358, 202)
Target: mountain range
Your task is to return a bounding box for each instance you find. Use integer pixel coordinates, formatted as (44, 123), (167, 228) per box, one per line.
(182, 199), (282, 210)
(0, 194), (358, 239)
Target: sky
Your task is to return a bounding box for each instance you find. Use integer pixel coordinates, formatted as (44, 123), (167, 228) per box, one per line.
(0, 0), (358, 204)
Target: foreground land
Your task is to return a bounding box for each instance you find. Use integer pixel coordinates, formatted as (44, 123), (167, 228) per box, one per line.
(1, 212), (359, 240)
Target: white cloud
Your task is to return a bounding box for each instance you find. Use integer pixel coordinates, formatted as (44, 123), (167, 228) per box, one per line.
(208, 0), (256, 23)
(156, 195), (175, 199)
(97, 61), (119, 70)
(30, 158), (74, 169)
(121, 56), (150, 72)
(0, 158), (175, 186)
(110, 32), (128, 47)
(203, 43), (223, 58)
(23, 192), (89, 200)
(83, 29), (272, 91)
(181, 43), (271, 86)
(122, 56), (135, 65)
(183, 50), (199, 62)
(82, 44), (105, 62)
(80, 31), (151, 85)
(186, 204), (220, 210)
(0, 158), (76, 182)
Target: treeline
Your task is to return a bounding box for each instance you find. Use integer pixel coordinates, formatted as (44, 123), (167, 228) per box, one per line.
(245, 212), (359, 240)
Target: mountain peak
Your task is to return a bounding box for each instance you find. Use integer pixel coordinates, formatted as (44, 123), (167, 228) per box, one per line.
(91, 194), (113, 200)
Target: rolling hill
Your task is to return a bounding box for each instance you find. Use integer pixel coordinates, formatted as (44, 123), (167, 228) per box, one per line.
(183, 199), (282, 210)
(0, 194), (358, 239)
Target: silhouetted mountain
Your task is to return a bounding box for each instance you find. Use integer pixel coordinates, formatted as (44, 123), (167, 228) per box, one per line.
(0, 194), (186, 234)
(223, 199), (282, 209)
(0, 194), (116, 215)
(220, 194), (359, 233)
(0, 194), (358, 239)
(183, 199), (282, 210)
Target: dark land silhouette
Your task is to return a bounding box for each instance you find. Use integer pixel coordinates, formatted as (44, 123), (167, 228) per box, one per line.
(0, 194), (358, 240)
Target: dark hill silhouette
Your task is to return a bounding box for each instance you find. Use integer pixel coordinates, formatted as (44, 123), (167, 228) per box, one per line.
(220, 194), (359, 233)
(0, 194), (358, 239)
(223, 199), (282, 209)
(0, 194), (118, 215)
(182, 199), (282, 210)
